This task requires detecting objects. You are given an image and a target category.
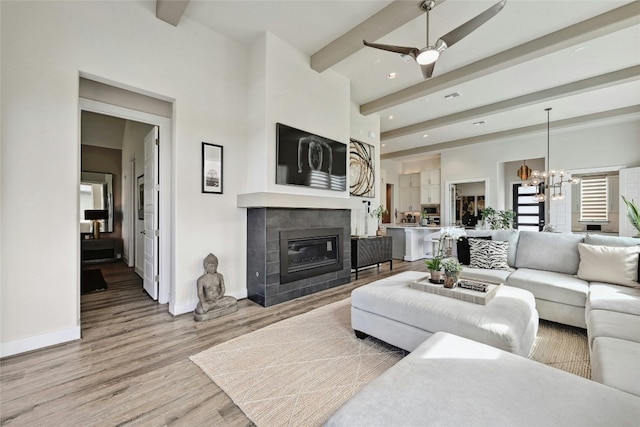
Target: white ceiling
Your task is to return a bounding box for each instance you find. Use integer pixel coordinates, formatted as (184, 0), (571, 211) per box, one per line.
(180, 0), (640, 159)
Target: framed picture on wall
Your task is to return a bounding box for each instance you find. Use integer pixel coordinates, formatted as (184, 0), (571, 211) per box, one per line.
(276, 123), (347, 191)
(349, 138), (375, 198)
(202, 142), (223, 194)
(137, 174), (144, 220)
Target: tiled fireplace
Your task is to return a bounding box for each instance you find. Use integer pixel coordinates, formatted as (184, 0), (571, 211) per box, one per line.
(246, 208), (351, 307)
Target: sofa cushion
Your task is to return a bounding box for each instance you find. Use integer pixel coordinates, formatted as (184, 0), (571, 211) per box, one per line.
(466, 229), (519, 267)
(515, 231), (584, 274)
(460, 267), (512, 284)
(584, 234), (640, 283)
(577, 243), (640, 288)
(507, 268), (588, 307)
(587, 309), (640, 347)
(457, 236), (491, 265)
(587, 282), (640, 316)
(591, 337), (640, 397)
(469, 239), (510, 270)
(584, 234), (640, 247)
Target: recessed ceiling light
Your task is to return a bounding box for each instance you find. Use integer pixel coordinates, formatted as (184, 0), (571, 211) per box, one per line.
(387, 72), (397, 79)
(473, 120), (486, 126)
(388, 115), (395, 120)
(381, 143), (386, 147)
(444, 92), (462, 100)
(422, 134), (429, 138)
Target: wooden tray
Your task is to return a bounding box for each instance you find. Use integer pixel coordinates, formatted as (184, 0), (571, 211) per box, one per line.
(409, 276), (503, 305)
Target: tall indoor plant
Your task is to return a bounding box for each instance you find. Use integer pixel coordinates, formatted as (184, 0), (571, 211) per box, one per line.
(480, 207), (515, 230)
(621, 196), (640, 237)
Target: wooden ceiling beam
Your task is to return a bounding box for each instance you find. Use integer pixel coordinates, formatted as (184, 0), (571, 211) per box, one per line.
(381, 105), (640, 159)
(363, 2), (640, 115)
(311, 0), (447, 73)
(381, 65), (640, 140)
(156, 0), (190, 27)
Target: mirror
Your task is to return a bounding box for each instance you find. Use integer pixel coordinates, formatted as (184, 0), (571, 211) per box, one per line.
(80, 171), (113, 233)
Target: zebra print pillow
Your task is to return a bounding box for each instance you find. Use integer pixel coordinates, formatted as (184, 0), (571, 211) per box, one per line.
(469, 239), (510, 270)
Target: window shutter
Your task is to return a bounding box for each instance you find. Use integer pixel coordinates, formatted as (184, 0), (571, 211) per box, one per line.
(580, 176), (608, 221)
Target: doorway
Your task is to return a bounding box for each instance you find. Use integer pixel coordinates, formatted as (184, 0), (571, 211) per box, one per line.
(446, 179), (489, 227)
(383, 184), (393, 224)
(79, 98), (173, 310)
(512, 183), (545, 231)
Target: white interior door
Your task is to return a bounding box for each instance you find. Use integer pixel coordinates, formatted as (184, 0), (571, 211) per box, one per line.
(548, 174), (573, 233)
(619, 167), (640, 237)
(143, 127), (159, 300)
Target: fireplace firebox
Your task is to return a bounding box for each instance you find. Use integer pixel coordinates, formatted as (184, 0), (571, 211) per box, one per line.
(280, 228), (343, 284)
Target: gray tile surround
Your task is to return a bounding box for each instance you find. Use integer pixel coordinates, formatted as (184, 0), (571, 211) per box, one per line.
(247, 208), (351, 307)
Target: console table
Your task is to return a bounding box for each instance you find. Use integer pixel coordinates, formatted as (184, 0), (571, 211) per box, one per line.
(81, 237), (120, 264)
(351, 236), (392, 279)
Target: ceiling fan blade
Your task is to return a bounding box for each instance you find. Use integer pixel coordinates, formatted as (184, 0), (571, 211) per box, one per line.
(363, 40), (418, 57)
(438, 0), (506, 48)
(420, 62), (436, 79)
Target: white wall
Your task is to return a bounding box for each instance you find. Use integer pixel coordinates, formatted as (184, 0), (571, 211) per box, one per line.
(246, 32), (351, 198)
(349, 102), (381, 235)
(0, 0), (249, 355)
(440, 119), (640, 226)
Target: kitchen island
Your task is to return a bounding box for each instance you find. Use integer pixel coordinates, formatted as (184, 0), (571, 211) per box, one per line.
(385, 225), (442, 261)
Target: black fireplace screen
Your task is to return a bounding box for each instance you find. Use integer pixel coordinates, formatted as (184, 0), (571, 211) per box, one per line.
(280, 228), (343, 284)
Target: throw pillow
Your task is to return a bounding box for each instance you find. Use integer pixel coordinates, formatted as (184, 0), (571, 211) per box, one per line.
(457, 236), (492, 265)
(469, 239), (510, 270)
(577, 243), (640, 288)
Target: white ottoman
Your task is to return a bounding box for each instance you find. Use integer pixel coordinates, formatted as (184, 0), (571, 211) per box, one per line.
(351, 271), (538, 356)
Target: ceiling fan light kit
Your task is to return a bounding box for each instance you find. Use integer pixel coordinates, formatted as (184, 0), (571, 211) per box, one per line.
(363, 0), (507, 79)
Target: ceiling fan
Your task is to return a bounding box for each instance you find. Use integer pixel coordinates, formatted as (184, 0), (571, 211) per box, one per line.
(363, 0), (507, 79)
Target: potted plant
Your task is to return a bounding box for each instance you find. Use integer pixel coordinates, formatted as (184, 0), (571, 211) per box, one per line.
(481, 207), (516, 230)
(441, 258), (463, 289)
(370, 205), (389, 236)
(425, 257), (442, 282)
(621, 196), (640, 238)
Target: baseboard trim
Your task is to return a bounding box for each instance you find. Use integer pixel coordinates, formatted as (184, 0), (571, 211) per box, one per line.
(0, 326), (81, 358)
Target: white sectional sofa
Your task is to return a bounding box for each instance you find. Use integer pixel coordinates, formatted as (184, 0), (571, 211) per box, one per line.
(458, 230), (640, 397)
(326, 332), (640, 426)
(326, 231), (640, 425)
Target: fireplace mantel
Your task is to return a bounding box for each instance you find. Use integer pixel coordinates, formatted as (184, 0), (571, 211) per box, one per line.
(237, 192), (353, 210)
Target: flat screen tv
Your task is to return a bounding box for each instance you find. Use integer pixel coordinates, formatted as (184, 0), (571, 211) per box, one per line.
(276, 123), (347, 191)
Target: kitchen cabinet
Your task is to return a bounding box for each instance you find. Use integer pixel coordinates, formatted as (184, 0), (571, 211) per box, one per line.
(421, 185), (440, 204)
(400, 173), (420, 188)
(400, 187), (421, 212)
(420, 169), (441, 205)
(420, 169), (440, 186)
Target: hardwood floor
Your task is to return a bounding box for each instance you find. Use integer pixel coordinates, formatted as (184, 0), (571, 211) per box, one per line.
(1, 260), (426, 426)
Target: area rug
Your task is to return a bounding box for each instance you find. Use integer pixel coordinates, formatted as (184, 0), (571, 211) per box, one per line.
(190, 298), (590, 427)
(81, 269), (108, 294)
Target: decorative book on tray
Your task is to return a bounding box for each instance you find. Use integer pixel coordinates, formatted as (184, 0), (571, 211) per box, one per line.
(409, 276), (503, 305)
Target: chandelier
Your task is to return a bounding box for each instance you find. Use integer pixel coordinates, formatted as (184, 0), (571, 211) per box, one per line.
(523, 108), (579, 202)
